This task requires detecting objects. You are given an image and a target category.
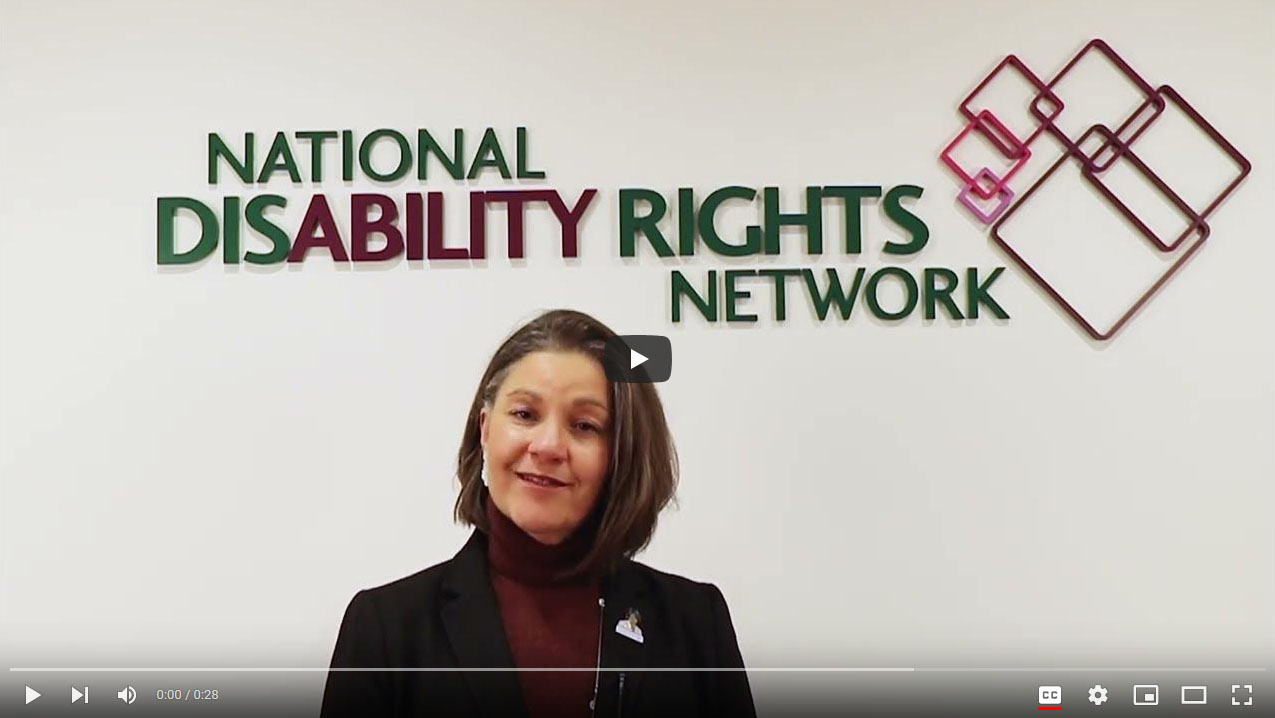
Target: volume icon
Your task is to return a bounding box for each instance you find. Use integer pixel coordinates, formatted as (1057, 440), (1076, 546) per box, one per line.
(117, 686), (137, 704)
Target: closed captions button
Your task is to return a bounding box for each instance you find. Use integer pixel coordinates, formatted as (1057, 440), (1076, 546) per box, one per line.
(1038, 685), (1062, 705)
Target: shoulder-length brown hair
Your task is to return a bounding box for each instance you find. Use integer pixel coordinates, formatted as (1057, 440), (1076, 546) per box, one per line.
(454, 309), (678, 575)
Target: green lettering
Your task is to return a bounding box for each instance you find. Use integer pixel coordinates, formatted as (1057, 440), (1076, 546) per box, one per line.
(966, 267), (1009, 319)
(677, 188), (696, 256)
(257, 132), (301, 183)
(417, 129), (464, 180)
(516, 127), (545, 179)
(672, 270), (717, 322)
(342, 130), (354, 181)
(883, 184), (929, 255)
(725, 270), (758, 322)
(821, 186), (881, 254)
(802, 267), (865, 320)
(222, 196), (240, 264)
(866, 267), (919, 320)
(757, 269), (803, 321)
(468, 128), (511, 179)
(619, 189), (673, 257)
(244, 195), (290, 264)
(295, 131), (337, 182)
(698, 186), (760, 257)
(208, 132), (254, 185)
(763, 186), (823, 254)
(359, 129), (411, 182)
(924, 268), (963, 320)
(157, 197), (218, 265)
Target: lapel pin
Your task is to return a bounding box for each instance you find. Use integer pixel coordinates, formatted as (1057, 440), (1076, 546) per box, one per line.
(615, 608), (643, 644)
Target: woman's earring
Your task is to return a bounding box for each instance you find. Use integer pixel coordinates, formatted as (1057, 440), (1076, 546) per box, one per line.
(480, 453), (490, 487)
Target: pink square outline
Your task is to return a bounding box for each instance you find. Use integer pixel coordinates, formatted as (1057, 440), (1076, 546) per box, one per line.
(941, 110), (1032, 200)
(958, 167), (1015, 224)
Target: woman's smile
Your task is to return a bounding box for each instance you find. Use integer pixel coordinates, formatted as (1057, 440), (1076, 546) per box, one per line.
(516, 472), (569, 489)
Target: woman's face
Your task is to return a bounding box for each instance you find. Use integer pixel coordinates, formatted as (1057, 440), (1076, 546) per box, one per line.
(480, 350), (612, 545)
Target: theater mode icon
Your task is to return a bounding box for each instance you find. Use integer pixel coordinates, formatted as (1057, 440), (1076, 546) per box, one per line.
(1180, 686), (1207, 705)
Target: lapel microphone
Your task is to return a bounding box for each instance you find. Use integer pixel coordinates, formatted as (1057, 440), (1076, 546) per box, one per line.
(589, 597), (605, 715)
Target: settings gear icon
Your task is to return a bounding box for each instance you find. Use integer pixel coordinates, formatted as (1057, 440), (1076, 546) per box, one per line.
(1088, 684), (1109, 706)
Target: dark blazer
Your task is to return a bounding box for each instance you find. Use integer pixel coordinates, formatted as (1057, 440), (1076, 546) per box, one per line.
(320, 530), (756, 718)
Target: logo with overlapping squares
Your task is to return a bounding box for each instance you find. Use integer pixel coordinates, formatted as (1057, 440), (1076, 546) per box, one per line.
(941, 39), (1251, 341)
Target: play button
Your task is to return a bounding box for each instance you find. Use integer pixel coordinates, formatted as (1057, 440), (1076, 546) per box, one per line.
(603, 335), (671, 383)
(25, 686), (40, 705)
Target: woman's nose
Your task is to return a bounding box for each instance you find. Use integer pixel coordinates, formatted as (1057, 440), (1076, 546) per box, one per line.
(528, 420), (568, 459)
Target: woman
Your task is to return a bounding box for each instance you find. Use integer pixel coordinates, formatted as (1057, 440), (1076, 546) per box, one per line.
(320, 309), (755, 718)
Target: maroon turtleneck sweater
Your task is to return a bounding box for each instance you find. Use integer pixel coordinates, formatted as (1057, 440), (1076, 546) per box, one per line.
(485, 497), (603, 718)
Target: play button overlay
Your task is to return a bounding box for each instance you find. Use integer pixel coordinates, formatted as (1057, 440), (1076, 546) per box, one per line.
(25, 686), (40, 705)
(603, 335), (671, 383)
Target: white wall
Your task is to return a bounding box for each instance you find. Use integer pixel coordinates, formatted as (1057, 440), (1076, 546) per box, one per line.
(2, 0), (1271, 680)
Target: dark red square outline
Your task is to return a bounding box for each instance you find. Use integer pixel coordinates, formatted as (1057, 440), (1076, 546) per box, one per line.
(1028, 39), (1166, 173)
(1090, 84), (1252, 233)
(990, 124), (1209, 342)
(1083, 125), (1200, 253)
(959, 54), (1063, 156)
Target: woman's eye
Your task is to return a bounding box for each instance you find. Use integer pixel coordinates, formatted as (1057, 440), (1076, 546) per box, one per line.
(576, 422), (603, 434)
(510, 409), (533, 420)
